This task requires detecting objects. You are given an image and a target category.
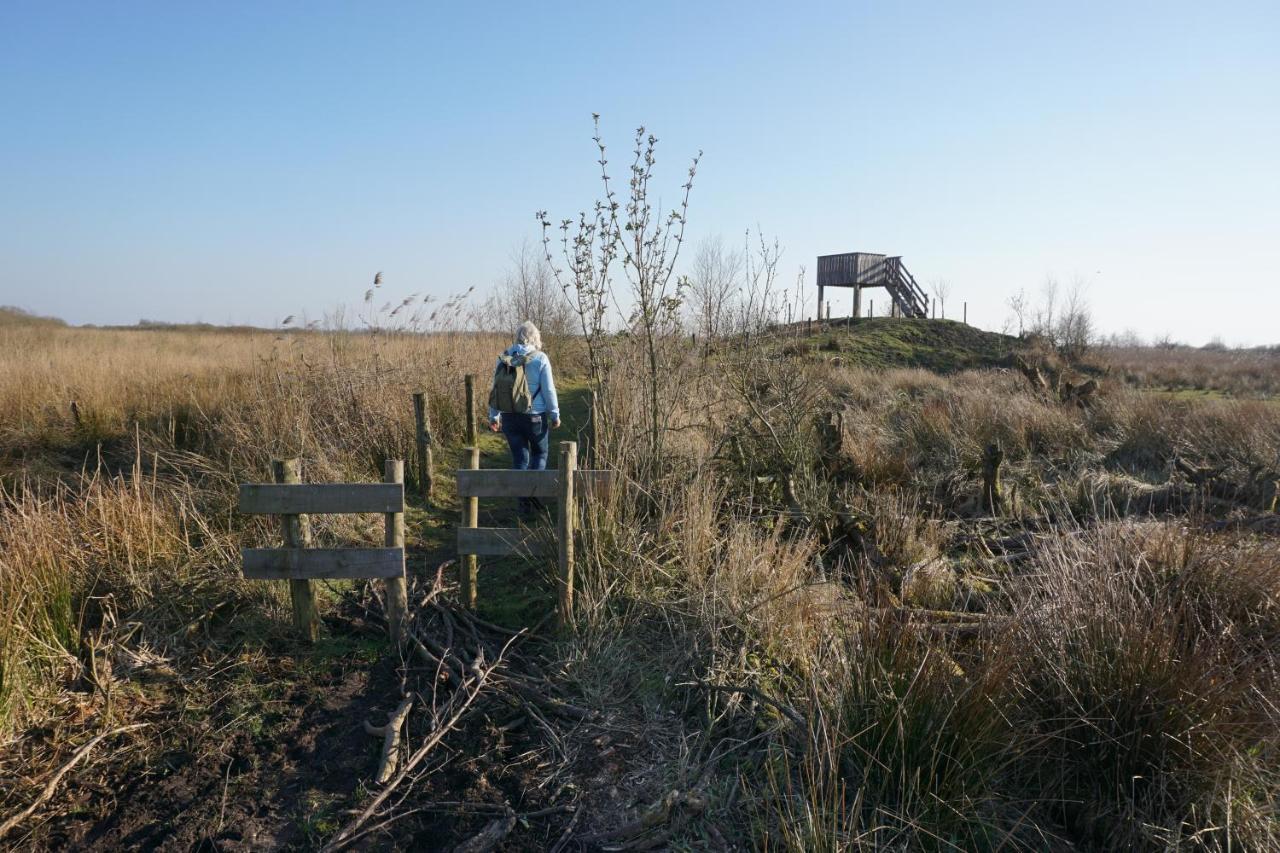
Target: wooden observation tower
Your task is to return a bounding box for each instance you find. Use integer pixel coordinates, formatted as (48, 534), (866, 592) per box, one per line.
(816, 252), (929, 319)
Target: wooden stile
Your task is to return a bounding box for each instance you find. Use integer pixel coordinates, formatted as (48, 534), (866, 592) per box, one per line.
(240, 459), (408, 641)
(450, 456), (613, 626)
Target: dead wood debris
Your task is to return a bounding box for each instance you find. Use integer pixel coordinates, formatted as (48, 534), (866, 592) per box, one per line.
(321, 563), (591, 851)
(578, 789), (708, 850)
(451, 808), (516, 853)
(363, 696), (414, 784)
(0, 723), (149, 842)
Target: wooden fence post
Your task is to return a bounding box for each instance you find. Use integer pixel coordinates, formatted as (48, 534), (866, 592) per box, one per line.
(464, 375), (477, 446)
(412, 392), (433, 504)
(964, 302), (968, 324)
(982, 442), (1004, 515)
(273, 458), (318, 641)
(587, 389), (599, 470)
(557, 441), (577, 632)
(461, 446), (479, 609)
(384, 459), (408, 641)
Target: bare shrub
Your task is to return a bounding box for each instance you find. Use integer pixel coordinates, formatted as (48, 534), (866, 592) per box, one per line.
(686, 234), (742, 342)
(474, 240), (574, 337)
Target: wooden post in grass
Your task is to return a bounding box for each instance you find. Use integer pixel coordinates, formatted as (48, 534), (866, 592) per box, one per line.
(556, 441), (577, 631)
(982, 442), (1004, 515)
(412, 392), (434, 503)
(273, 458), (319, 641)
(964, 301), (968, 324)
(464, 375), (477, 446)
(463, 375), (479, 609)
(383, 459), (408, 641)
(461, 446), (480, 609)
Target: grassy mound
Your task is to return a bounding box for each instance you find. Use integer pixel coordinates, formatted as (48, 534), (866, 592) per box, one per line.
(787, 318), (1018, 373)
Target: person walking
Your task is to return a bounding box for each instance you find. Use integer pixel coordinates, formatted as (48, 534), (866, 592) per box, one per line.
(487, 321), (561, 513)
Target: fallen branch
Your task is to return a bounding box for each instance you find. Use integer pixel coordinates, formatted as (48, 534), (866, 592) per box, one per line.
(548, 805), (585, 853)
(0, 723), (148, 841)
(323, 651), (502, 852)
(452, 809), (516, 853)
(362, 696), (414, 784)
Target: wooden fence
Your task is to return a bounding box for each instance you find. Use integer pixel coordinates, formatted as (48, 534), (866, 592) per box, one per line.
(456, 440), (613, 630)
(239, 458), (408, 641)
(237, 378), (612, 641)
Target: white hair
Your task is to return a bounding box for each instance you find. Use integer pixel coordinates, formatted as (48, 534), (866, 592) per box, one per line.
(514, 320), (542, 351)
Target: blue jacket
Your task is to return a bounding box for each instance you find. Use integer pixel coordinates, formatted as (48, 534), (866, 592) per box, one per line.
(487, 344), (560, 424)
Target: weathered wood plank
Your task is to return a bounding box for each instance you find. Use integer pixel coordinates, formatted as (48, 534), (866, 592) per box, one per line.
(242, 547), (406, 579)
(239, 483), (404, 515)
(456, 527), (550, 557)
(457, 469), (560, 498)
(455, 469), (615, 499)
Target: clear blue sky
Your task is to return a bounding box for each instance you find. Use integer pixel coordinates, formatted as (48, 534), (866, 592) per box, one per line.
(2, 1), (1277, 344)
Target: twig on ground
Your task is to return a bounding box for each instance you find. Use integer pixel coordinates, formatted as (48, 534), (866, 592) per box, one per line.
(548, 804), (584, 853)
(0, 723), (148, 841)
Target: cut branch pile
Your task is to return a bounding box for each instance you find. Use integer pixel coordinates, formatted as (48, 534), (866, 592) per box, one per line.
(322, 562), (593, 851)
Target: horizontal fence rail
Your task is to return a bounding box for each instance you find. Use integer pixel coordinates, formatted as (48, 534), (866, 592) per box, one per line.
(456, 526), (549, 557)
(456, 469), (615, 499)
(243, 547), (406, 580)
(239, 483), (405, 515)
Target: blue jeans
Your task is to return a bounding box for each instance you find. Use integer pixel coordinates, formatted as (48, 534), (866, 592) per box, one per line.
(501, 412), (551, 471)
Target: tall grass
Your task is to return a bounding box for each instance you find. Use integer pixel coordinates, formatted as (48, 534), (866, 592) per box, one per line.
(4, 315), (1279, 849)
(1098, 344), (1280, 398)
(0, 322), (507, 732)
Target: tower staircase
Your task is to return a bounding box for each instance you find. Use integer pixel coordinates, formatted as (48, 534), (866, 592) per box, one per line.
(883, 257), (928, 318)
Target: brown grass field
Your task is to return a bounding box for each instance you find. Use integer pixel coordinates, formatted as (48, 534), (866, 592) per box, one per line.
(1, 309), (1279, 850)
